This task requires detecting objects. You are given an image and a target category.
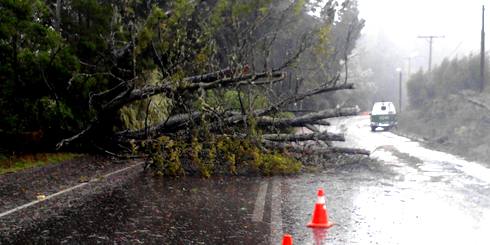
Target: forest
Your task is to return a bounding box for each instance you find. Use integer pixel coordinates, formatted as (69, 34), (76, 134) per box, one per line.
(406, 54), (487, 108)
(0, 0), (367, 176)
(402, 53), (490, 162)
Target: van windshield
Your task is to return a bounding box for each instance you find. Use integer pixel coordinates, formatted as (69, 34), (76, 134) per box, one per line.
(372, 102), (396, 115)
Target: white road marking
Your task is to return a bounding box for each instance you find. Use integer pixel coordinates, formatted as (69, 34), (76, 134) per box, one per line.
(0, 161), (144, 219)
(252, 180), (268, 222)
(270, 177), (283, 244)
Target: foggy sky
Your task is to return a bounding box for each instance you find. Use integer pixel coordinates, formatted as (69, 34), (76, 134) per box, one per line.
(358, 0), (487, 72)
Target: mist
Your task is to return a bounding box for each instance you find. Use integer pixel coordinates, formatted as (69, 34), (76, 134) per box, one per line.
(359, 0), (487, 64)
(353, 0), (488, 109)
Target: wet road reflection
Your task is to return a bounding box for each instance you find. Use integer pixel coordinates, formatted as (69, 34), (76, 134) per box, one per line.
(6, 115), (490, 244)
(5, 175), (272, 244)
(280, 115), (490, 244)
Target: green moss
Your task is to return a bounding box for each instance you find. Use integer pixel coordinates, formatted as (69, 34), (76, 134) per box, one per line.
(142, 134), (302, 177)
(259, 152), (302, 175)
(119, 70), (172, 131)
(191, 135), (213, 178)
(146, 136), (185, 177)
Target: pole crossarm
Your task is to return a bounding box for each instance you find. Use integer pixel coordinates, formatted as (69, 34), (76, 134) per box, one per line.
(417, 35), (445, 72)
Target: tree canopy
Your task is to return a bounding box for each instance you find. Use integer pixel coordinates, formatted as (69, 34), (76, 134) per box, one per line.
(406, 54), (488, 108)
(0, 0), (366, 175)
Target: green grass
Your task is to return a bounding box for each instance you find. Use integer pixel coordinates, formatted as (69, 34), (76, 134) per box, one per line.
(399, 92), (490, 163)
(0, 153), (82, 175)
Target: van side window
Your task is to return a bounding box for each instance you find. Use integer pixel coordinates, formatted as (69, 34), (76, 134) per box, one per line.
(381, 106), (386, 110)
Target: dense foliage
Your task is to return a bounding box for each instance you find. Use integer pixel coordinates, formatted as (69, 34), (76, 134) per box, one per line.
(0, 0), (79, 148)
(400, 53), (490, 163)
(406, 54), (489, 108)
(0, 0), (365, 175)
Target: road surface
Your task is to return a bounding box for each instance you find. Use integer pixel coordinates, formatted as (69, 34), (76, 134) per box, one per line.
(2, 115), (490, 244)
(282, 115), (490, 244)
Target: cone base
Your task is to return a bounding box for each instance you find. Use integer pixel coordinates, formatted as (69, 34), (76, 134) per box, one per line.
(307, 222), (334, 228)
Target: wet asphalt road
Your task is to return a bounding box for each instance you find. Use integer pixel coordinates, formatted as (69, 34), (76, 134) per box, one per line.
(306, 115), (490, 244)
(4, 115), (490, 244)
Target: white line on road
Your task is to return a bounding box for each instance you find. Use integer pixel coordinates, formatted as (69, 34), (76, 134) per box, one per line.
(270, 177), (283, 244)
(252, 180), (269, 222)
(0, 161), (144, 219)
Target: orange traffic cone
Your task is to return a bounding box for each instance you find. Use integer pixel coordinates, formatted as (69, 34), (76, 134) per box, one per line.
(282, 234), (293, 245)
(307, 188), (334, 228)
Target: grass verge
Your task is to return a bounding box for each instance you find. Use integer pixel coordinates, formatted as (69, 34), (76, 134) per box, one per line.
(0, 153), (82, 175)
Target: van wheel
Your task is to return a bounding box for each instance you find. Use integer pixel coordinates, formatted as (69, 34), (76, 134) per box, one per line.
(371, 126), (376, 132)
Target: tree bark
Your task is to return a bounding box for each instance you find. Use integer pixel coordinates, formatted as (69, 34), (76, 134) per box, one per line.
(257, 76), (354, 116)
(114, 106), (358, 142)
(262, 131), (344, 142)
(255, 106), (359, 128)
(262, 141), (370, 156)
(116, 71), (285, 109)
(304, 124), (320, 132)
(58, 70), (284, 148)
(114, 112), (202, 140)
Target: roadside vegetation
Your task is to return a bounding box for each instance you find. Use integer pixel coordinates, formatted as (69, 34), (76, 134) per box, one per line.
(401, 54), (490, 163)
(0, 0), (368, 176)
(0, 153), (81, 175)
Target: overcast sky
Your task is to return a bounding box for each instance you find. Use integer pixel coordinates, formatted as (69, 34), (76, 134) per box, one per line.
(357, 0), (488, 70)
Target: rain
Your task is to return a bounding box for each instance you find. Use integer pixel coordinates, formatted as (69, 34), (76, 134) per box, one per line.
(2, 0), (490, 244)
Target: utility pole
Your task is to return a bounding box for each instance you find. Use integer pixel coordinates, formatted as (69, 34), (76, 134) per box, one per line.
(396, 68), (402, 113)
(418, 35), (445, 72)
(407, 57), (412, 75)
(481, 5), (485, 92)
(399, 71), (402, 113)
(404, 53), (419, 76)
(405, 56), (414, 75)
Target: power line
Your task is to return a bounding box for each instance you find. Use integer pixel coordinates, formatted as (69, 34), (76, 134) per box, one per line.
(448, 41), (463, 59)
(417, 35), (445, 72)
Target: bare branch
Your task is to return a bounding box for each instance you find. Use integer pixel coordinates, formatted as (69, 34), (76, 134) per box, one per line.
(262, 141), (370, 156)
(126, 71), (285, 104)
(114, 112), (202, 140)
(262, 131), (344, 142)
(184, 67), (233, 83)
(311, 120), (331, 126)
(56, 124), (93, 149)
(304, 124), (320, 132)
(256, 106), (358, 127)
(257, 76), (354, 116)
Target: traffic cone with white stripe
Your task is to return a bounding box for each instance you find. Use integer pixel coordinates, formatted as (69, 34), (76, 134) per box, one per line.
(307, 188), (334, 228)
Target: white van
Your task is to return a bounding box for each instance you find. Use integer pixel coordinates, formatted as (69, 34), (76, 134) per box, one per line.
(370, 101), (397, 131)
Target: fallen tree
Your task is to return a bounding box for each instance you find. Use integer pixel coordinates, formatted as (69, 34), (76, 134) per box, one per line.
(57, 66), (367, 176)
(57, 70), (285, 147)
(263, 141), (370, 156)
(52, 0), (367, 176)
(262, 131), (344, 142)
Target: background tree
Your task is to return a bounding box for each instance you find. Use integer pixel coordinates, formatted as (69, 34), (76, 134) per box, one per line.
(400, 52), (490, 163)
(406, 53), (488, 109)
